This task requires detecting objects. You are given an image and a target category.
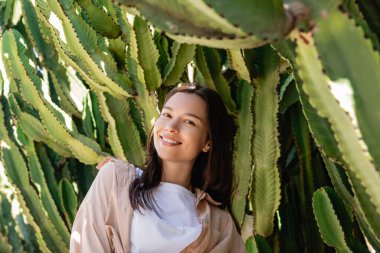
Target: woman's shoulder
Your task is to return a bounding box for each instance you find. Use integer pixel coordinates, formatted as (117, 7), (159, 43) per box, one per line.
(96, 156), (138, 181)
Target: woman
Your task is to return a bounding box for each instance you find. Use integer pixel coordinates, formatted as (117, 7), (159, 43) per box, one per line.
(70, 84), (246, 253)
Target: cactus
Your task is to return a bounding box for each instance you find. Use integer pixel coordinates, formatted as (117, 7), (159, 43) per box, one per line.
(251, 45), (281, 237)
(232, 80), (254, 225)
(313, 187), (354, 253)
(1, 0), (379, 252)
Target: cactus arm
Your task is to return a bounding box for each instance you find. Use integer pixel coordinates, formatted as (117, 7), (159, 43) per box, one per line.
(354, 202), (380, 252)
(227, 49), (251, 82)
(290, 105), (307, 216)
(117, 0), (247, 38)
(168, 34), (266, 49)
(116, 0), (292, 48)
(89, 91), (106, 148)
(77, 0), (121, 38)
(203, 0), (289, 40)
(96, 91), (126, 161)
(96, 91), (145, 166)
(291, 104), (314, 200)
(41, 0), (133, 98)
(2, 30), (104, 164)
(0, 100), (65, 252)
(20, 0), (53, 59)
(355, 0), (380, 41)
(312, 187), (353, 253)
(323, 158), (380, 251)
(297, 80), (342, 162)
(195, 46), (216, 90)
(275, 40), (342, 161)
(103, 93), (146, 166)
(295, 31), (380, 238)
(291, 105), (326, 251)
(126, 20), (159, 132)
(163, 42), (196, 86)
(323, 158), (354, 206)
(279, 77), (298, 114)
(313, 10), (380, 171)
(58, 178), (78, 228)
(82, 91), (96, 140)
(245, 236), (259, 253)
(134, 17), (162, 91)
(344, 0), (380, 50)
(35, 142), (63, 213)
(7, 95), (72, 157)
(201, 47), (236, 112)
(19, 131), (70, 244)
(0, 151), (65, 252)
(251, 45), (281, 237)
(49, 69), (82, 118)
(1, 0), (16, 28)
(82, 90), (106, 148)
(35, 0), (113, 94)
(232, 80), (254, 225)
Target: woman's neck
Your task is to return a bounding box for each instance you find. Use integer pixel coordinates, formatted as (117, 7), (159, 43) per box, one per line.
(161, 161), (193, 188)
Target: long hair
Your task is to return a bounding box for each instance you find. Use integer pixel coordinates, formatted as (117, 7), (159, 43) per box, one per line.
(129, 84), (239, 231)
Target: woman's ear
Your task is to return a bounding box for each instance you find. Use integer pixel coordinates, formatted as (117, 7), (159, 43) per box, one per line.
(202, 142), (211, 152)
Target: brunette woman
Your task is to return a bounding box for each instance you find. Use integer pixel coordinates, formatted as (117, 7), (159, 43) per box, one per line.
(70, 84), (246, 253)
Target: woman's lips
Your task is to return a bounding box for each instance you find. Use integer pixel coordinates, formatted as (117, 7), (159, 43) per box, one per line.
(160, 135), (181, 145)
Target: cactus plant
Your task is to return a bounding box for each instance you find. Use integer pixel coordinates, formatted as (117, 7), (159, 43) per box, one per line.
(0, 0), (379, 252)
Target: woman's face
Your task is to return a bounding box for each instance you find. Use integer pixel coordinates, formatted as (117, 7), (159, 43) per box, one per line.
(153, 92), (210, 164)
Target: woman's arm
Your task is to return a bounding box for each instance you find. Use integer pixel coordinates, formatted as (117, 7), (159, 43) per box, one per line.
(70, 158), (116, 253)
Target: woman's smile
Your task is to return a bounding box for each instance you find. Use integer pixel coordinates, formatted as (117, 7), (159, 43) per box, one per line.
(160, 135), (182, 145)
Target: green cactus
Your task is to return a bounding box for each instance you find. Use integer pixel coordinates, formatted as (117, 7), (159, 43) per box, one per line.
(232, 80), (254, 225)
(1, 0), (379, 252)
(295, 25), (380, 242)
(313, 187), (354, 253)
(251, 45), (281, 237)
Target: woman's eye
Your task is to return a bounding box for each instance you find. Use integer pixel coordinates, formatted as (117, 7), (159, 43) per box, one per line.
(185, 120), (195, 126)
(161, 112), (170, 118)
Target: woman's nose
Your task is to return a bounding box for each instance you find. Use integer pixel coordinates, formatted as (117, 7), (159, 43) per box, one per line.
(165, 121), (179, 133)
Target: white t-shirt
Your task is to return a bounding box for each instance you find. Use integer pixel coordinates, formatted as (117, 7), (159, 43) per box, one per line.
(130, 168), (202, 253)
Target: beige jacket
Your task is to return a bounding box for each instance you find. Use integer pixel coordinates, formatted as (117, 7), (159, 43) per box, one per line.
(70, 157), (246, 253)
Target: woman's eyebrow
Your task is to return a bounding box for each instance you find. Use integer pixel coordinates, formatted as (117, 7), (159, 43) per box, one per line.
(163, 106), (204, 122)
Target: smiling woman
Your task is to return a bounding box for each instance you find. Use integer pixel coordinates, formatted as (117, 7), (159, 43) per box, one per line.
(70, 84), (246, 253)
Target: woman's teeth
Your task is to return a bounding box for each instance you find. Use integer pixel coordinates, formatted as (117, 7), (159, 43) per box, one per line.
(162, 137), (179, 144)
